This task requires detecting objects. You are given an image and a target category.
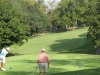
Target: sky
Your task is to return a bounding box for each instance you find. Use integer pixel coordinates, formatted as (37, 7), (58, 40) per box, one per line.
(44, 0), (61, 3)
(44, 0), (61, 9)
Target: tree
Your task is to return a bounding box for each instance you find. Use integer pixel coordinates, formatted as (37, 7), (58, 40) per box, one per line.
(26, 0), (51, 35)
(47, 0), (56, 22)
(0, 0), (30, 48)
(36, 0), (48, 13)
(76, 0), (89, 27)
(52, 0), (77, 31)
(51, 0), (89, 31)
(87, 0), (100, 48)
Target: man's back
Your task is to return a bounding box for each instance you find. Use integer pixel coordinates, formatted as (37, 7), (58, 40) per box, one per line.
(38, 53), (49, 63)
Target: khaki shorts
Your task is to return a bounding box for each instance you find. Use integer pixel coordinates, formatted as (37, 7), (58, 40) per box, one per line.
(0, 56), (6, 63)
(39, 63), (47, 72)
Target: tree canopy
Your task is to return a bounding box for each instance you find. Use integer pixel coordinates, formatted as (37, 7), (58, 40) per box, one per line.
(87, 0), (100, 48)
(0, 0), (51, 48)
(0, 0), (100, 50)
(0, 0), (30, 48)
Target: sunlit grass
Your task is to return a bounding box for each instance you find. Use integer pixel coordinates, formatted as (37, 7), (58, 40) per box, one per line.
(1, 27), (100, 75)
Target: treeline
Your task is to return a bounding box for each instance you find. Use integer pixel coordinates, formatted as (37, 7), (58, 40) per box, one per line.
(0, 0), (51, 48)
(0, 0), (100, 49)
(52, 0), (100, 48)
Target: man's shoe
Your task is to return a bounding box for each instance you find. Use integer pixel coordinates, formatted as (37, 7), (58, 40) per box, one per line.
(1, 68), (6, 71)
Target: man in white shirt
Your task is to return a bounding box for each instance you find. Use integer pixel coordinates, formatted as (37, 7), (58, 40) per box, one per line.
(0, 47), (10, 71)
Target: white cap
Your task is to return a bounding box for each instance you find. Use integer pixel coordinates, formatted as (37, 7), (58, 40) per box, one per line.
(6, 47), (10, 51)
(42, 48), (45, 51)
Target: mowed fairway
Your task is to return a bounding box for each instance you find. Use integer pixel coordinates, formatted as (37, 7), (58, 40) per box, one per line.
(1, 27), (100, 75)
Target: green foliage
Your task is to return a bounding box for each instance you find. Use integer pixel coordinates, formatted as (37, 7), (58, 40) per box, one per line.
(27, 1), (51, 35)
(0, 0), (30, 47)
(87, 0), (100, 48)
(0, 0), (51, 48)
(52, 0), (87, 31)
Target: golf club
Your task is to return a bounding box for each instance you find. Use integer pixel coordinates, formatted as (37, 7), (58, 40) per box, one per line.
(34, 66), (38, 75)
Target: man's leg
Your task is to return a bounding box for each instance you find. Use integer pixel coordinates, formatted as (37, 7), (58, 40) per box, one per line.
(1, 63), (6, 71)
(44, 72), (46, 75)
(0, 59), (2, 67)
(0, 57), (5, 68)
(44, 63), (47, 75)
(1, 63), (5, 68)
(39, 63), (43, 75)
(40, 72), (42, 75)
(1, 57), (6, 71)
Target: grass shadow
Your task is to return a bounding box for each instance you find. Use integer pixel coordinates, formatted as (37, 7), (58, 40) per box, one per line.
(49, 58), (100, 67)
(48, 68), (100, 75)
(3, 58), (100, 75)
(50, 32), (95, 54)
(3, 68), (100, 75)
(21, 60), (36, 63)
(3, 71), (37, 75)
(48, 58), (100, 75)
(6, 52), (24, 57)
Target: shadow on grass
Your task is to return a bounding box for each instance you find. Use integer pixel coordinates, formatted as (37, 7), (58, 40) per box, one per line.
(51, 59), (100, 67)
(48, 68), (100, 75)
(6, 52), (24, 57)
(16, 58), (100, 67)
(21, 60), (36, 63)
(4, 71), (36, 75)
(3, 58), (100, 75)
(3, 68), (100, 75)
(8, 60), (36, 63)
(50, 32), (95, 54)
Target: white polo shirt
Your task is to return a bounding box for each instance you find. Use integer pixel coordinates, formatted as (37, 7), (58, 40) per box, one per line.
(0, 48), (8, 57)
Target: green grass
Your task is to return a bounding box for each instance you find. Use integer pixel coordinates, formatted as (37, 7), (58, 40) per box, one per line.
(10, 27), (94, 54)
(1, 27), (100, 75)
